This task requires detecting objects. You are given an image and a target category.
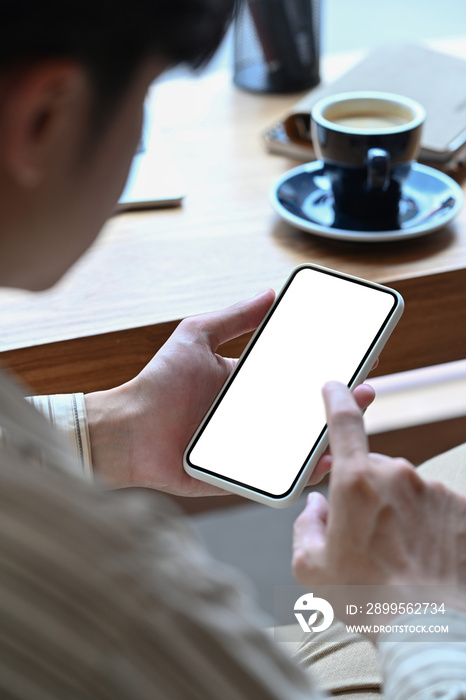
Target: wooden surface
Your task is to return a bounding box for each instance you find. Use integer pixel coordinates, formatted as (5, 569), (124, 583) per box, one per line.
(2, 267), (466, 395)
(1, 44), (466, 394)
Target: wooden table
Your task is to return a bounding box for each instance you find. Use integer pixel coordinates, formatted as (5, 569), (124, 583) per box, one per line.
(1, 43), (466, 397)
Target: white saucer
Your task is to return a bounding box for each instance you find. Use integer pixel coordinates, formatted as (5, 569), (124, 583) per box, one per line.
(269, 161), (464, 242)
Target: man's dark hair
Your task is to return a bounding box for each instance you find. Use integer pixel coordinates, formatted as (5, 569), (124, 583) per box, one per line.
(0, 0), (234, 130)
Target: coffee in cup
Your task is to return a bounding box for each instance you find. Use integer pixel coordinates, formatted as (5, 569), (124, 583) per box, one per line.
(311, 91), (425, 230)
(329, 113), (410, 130)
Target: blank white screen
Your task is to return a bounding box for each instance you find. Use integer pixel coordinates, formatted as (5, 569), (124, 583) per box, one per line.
(188, 268), (395, 496)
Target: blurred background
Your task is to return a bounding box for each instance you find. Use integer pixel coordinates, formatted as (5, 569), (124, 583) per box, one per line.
(323, 0), (466, 53)
(202, 0), (466, 73)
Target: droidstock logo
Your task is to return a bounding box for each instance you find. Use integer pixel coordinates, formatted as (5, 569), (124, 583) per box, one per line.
(294, 593), (334, 633)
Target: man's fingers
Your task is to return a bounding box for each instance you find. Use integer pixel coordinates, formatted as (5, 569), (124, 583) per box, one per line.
(323, 381), (369, 465)
(302, 491), (329, 538)
(353, 382), (375, 413)
(293, 492), (328, 581)
(183, 289), (275, 350)
(307, 384), (375, 485)
(308, 454), (332, 484)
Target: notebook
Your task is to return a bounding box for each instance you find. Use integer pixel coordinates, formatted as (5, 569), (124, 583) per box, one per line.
(264, 43), (466, 168)
(117, 128), (186, 212)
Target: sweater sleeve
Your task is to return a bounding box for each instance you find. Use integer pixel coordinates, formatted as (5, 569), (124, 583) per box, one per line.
(26, 393), (93, 481)
(378, 609), (466, 700)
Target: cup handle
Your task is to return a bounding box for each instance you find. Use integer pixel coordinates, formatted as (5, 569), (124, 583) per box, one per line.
(366, 148), (390, 191)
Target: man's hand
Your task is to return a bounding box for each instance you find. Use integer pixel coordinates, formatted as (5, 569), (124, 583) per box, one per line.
(293, 381), (466, 595)
(85, 294), (374, 497)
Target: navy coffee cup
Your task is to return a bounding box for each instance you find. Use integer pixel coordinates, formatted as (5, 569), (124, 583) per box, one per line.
(311, 92), (425, 230)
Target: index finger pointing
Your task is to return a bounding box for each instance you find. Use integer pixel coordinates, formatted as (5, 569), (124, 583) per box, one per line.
(322, 381), (369, 467)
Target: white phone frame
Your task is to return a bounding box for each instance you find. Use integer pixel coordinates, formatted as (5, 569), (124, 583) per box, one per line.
(183, 264), (404, 508)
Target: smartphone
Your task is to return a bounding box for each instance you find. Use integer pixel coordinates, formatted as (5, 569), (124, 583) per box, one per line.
(183, 265), (404, 508)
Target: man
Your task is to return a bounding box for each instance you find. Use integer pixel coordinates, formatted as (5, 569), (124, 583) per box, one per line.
(0, 1), (465, 698)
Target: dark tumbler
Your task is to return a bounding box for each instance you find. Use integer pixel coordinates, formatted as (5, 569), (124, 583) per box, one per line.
(233, 0), (321, 94)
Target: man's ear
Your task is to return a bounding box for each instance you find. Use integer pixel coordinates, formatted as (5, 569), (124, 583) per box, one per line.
(0, 61), (89, 187)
